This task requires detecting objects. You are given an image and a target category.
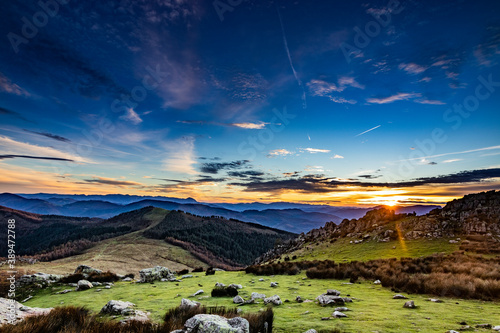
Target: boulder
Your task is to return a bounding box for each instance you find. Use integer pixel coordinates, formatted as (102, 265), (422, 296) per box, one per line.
(233, 296), (244, 304)
(428, 298), (443, 303)
(192, 290), (204, 297)
(250, 292), (266, 300)
(0, 297), (52, 324)
(296, 296), (303, 303)
(17, 272), (61, 286)
(76, 280), (93, 291)
(179, 298), (200, 310)
(492, 326), (500, 331)
(403, 300), (416, 308)
(183, 314), (249, 333)
(182, 275), (193, 279)
(270, 282), (278, 288)
(304, 330), (317, 333)
(332, 311), (347, 318)
(316, 294), (345, 306)
(228, 284), (243, 289)
(373, 280), (381, 285)
(100, 300), (136, 316)
(56, 289), (73, 294)
(215, 282), (226, 287)
(139, 266), (175, 283)
(393, 294), (408, 299)
(335, 307), (350, 312)
(74, 265), (102, 275)
(122, 277), (133, 282)
(263, 295), (282, 306)
(326, 289), (341, 296)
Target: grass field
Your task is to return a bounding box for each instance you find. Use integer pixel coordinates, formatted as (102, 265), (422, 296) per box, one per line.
(24, 270), (500, 333)
(286, 237), (461, 262)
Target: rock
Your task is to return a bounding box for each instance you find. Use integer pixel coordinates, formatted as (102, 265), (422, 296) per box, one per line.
(332, 311), (347, 318)
(215, 282), (226, 287)
(56, 289), (73, 294)
(304, 330), (317, 333)
(403, 300), (416, 308)
(179, 298), (200, 310)
(182, 275), (193, 279)
(335, 307), (351, 312)
(74, 265), (102, 275)
(139, 266), (175, 283)
(270, 282), (278, 288)
(373, 280), (381, 284)
(96, 289), (102, 292)
(342, 297), (352, 303)
(316, 294), (345, 306)
(17, 272), (61, 286)
(228, 284), (243, 289)
(191, 290), (204, 297)
(92, 282), (102, 287)
(326, 289), (341, 296)
(475, 324), (491, 328)
(100, 300), (136, 316)
(428, 298), (443, 303)
(122, 277), (133, 282)
(183, 314), (249, 333)
(321, 317), (331, 320)
(76, 280), (93, 291)
(0, 297), (52, 324)
(233, 296), (244, 304)
(492, 326), (500, 331)
(258, 278), (264, 281)
(105, 285), (111, 289)
(296, 296), (303, 303)
(393, 294), (408, 299)
(263, 295), (282, 306)
(250, 292), (266, 300)
(449, 240), (458, 243)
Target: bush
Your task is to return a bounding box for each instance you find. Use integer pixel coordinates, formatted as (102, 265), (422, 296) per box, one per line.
(205, 267), (216, 276)
(192, 267), (204, 273)
(211, 286), (238, 297)
(177, 269), (189, 275)
(124, 273), (135, 279)
(60, 273), (85, 284)
(87, 271), (120, 283)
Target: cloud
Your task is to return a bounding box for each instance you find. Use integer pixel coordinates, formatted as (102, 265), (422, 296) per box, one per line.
(228, 170), (265, 178)
(200, 160), (250, 174)
(0, 72), (30, 96)
(367, 93), (421, 104)
(23, 129), (71, 142)
(355, 125), (381, 137)
(304, 165), (324, 172)
(0, 135), (90, 163)
(473, 29), (500, 67)
(398, 63), (427, 75)
(301, 148), (331, 154)
(120, 108), (143, 125)
(231, 168), (500, 193)
(82, 177), (142, 187)
(358, 174), (381, 179)
(307, 76), (364, 95)
(0, 155), (74, 162)
(178, 120), (272, 130)
(329, 97), (357, 104)
(268, 149), (293, 157)
(442, 159), (463, 163)
(163, 136), (198, 175)
(332, 154), (344, 159)
(415, 99), (446, 105)
(0, 107), (33, 123)
(397, 145), (500, 163)
(230, 122), (269, 129)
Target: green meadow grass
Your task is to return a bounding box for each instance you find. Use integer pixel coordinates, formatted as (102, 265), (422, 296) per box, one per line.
(25, 271), (500, 333)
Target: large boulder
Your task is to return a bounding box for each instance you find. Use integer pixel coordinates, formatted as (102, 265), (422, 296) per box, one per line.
(74, 265), (102, 275)
(316, 294), (345, 306)
(139, 266), (175, 283)
(0, 297), (52, 325)
(403, 300), (416, 309)
(76, 280), (93, 291)
(100, 300), (136, 316)
(17, 272), (61, 286)
(183, 314), (249, 333)
(233, 296), (245, 304)
(263, 295), (282, 306)
(179, 298), (200, 310)
(250, 292), (266, 300)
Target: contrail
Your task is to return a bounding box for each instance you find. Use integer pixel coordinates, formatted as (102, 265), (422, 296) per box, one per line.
(355, 125), (381, 137)
(277, 6), (307, 110)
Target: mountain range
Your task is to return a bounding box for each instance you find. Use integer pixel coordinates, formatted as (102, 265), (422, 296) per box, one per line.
(0, 193), (440, 233)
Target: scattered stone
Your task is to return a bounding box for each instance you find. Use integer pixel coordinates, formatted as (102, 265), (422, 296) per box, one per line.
(449, 240), (459, 244)
(301, 311), (310, 315)
(428, 298), (443, 303)
(74, 265), (102, 275)
(181, 275), (193, 279)
(183, 314), (249, 333)
(17, 272), (62, 286)
(296, 296), (303, 303)
(343, 297), (353, 303)
(264, 295), (282, 306)
(56, 289), (73, 295)
(403, 300), (416, 309)
(76, 280), (93, 291)
(304, 329), (317, 333)
(270, 282), (278, 288)
(258, 278), (264, 282)
(233, 296), (244, 304)
(373, 280), (381, 285)
(316, 294), (345, 306)
(105, 286), (111, 289)
(251, 292), (266, 300)
(122, 277), (133, 282)
(335, 307), (351, 312)
(191, 290), (204, 297)
(492, 326), (500, 331)
(139, 266), (175, 283)
(215, 282), (226, 287)
(179, 298), (200, 310)
(393, 294), (408, 299)
(448, 330), (460, 333)
(228, 284), (243, 289)
(326, 289), (341, 296)
(332, 311), (347, 318)
(100, 300), (136, 316)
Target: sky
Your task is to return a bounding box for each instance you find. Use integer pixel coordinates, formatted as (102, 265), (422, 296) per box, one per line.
(0, 0), (499, 206)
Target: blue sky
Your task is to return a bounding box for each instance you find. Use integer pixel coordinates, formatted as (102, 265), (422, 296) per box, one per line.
(0, 0), (499, 205)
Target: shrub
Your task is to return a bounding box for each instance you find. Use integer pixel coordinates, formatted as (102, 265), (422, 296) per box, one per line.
(60, 273), (85, 284)
(87, 271), (120, 283)
(192, 267), (204, 273)
(211, 286), (238, 297)
(177, 269), (189, 275)
(124, 273), (135, 279)
(205, 267), (216, 276)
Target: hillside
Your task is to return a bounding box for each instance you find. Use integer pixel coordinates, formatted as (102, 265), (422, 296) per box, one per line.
(0, 206), (295, 269)
(256, 190), (500, 263)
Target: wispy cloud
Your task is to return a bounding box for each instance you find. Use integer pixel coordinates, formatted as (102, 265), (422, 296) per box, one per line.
(230, 122), (269, 129)
(163, 136), (198, 175)
(367, 93), (421, 104)
(0, 72), (30, 96)
(82, 176), (142, 187)
(398, 63), (427, 75)
(23, 129), (71, 142)
(301, 148), (331, 154)
(332, 154), (344, 159)
(0, 107), (34, 123)
(268, 149), (293, 157)
(199, 159), (250, 174)
(120, 108), (143, 125)
(443, 159), (463, 163)
(415, 99), (446, 105)
(355, 125), (381, 137)
(396, 145), (500, 163)
(178, 120), (272, 130)
(0, 154), (74, 162)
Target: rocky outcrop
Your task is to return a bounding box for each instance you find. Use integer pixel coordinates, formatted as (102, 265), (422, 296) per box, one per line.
(139, 266), (176, 283)
(0, 297), (52, 325)
(16, 272), (61, 287)
(181, 314), (249, 333)
(74, 265), (102, 275)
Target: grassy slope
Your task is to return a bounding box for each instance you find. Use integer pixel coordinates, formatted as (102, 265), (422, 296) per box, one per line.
(16, 208), (208, 275)
(25, 271), (500, 333)
(286, 238), (461, 262)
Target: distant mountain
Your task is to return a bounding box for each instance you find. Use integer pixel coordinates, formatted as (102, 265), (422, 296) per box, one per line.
(0, 205), (295, 268)
(20, 193), (198, 205)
